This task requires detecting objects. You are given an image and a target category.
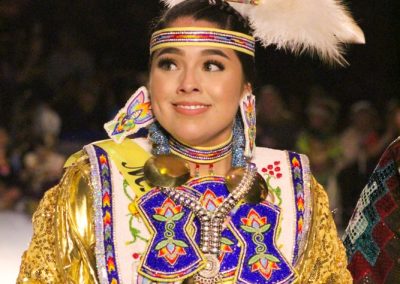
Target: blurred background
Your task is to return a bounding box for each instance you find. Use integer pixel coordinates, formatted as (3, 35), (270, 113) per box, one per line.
(0, 1), (399, 282)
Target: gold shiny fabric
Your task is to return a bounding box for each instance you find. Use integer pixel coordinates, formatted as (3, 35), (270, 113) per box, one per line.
(17, 154), (98, 284)
(295, 178), (352, 283)
(18, 152), (351, 283)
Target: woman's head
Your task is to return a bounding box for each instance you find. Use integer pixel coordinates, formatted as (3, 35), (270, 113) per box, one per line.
(150, 0), (255, 85)
(148, 0), (255, 147)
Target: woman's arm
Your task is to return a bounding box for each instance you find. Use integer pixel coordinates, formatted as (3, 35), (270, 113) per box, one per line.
(17, 154), (98, 284)
(296, 177), (352, 283)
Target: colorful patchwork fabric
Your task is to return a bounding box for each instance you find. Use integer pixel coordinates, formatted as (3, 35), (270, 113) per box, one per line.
(343, 137), (400, 283)
(137, 176), (296, 283)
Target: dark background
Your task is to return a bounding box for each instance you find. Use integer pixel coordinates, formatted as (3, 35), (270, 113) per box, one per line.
(3, 0), (398, 103)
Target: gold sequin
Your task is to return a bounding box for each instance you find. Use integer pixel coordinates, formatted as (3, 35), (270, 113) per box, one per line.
(17, 154), (98, 284)
(295, 177), (352, 283)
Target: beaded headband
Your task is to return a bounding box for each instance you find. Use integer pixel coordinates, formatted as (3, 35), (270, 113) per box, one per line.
(150, 27), (255, 57)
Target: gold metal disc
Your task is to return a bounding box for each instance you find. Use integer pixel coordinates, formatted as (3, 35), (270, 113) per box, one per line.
(245, 172), (269, 204)
(144, 155), (190, 187)
(225, 167), (245, 192)
(226, 168), (268, 204)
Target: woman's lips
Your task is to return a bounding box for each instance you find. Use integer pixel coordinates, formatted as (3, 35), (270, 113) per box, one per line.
(172, 102), (211, 115)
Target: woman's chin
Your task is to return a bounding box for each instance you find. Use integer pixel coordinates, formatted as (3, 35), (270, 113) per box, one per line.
(170, 131), (206, 147)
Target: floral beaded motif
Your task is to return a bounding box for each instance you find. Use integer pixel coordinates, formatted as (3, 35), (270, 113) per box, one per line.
(240, 209), (280, 280)
(153, 198), (189, 265)
(232, 203), (296, 283)
(137, 189), (203, 280)
(137, 176), (296, 283)
(262, 161), (283, 206)
(104, 87), (154, 143)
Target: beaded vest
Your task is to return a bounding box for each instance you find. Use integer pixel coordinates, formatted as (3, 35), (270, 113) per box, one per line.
(84, 137), (312, 283)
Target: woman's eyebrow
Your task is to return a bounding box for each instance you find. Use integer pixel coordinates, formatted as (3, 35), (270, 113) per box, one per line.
(201, 49), (229, 59)
(156, 47), (183, 57)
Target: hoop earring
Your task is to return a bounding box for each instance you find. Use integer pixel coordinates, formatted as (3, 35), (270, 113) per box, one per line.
(239, 93), (256, 159)
(104, 86), (154, 143)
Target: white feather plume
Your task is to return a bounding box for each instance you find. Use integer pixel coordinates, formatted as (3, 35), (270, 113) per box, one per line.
(162, 0), (186, 7)
(161, 0), (365, 65)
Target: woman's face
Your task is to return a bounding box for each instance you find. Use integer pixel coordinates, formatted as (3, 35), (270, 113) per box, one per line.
(149, 17), (249, 147)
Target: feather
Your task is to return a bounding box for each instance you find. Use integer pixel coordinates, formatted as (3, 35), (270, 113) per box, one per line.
(161, 0), (365, 65)
(161, 0), (186, 7)
(231, 0), (364, 65)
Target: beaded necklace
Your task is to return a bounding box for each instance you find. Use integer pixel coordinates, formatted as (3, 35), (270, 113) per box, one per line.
(169, 135), (233, 164)
(160, 162), (257, 283)
(169, 135), (233, 177)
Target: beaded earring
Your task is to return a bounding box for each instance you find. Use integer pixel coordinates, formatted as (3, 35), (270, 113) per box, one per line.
(148, 121), (171, 155)
(239, 93), (256, 159)
(104, 86), (154, 143)
(148, 118), (246, 168)
(232, 115), (247, 168)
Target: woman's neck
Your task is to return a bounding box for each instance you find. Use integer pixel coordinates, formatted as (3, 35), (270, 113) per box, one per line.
(168, 134), (234, 178)
(187, 154), (233, 178)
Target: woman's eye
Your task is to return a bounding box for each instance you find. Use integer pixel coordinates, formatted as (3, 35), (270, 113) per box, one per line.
(157, 58), (178, 71)
(204, 60), (224, 72)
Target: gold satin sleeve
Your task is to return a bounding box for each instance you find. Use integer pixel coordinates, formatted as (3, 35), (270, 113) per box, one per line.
(17, 154), (98, 284)
(296, 177), (352, 283)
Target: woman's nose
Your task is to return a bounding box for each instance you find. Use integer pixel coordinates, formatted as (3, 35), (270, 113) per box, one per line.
(177, 69), (200, 94)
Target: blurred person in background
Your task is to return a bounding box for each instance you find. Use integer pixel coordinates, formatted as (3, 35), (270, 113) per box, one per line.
(385, 99), (400, 140)
(337, 101), (394, 226)
(256, 85), (299, 151)
(0, 126), (22, 210)
(45, 28), (94, 92)
(296, 93), (341, 185)
(57, 79), (107, 142)
(295, 94), (343, 227)
(20, 137), (65, 213)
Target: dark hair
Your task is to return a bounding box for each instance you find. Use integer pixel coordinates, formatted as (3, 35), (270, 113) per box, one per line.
(150, 0), (256, 85)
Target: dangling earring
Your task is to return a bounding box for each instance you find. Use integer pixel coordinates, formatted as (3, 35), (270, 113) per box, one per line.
(232, 115), (246, 168)
(104, 86), (155, 143)
(148, 122), (170, 155)
(239, 93), (256, 159)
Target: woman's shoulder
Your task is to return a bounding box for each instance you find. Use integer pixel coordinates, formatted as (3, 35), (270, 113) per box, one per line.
(255, 145), (309, 157)
(254, 146), (310, 172)
(64, 137), (151, 168)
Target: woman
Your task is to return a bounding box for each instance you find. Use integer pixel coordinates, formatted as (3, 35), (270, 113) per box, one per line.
(18, 0), (363, 283)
